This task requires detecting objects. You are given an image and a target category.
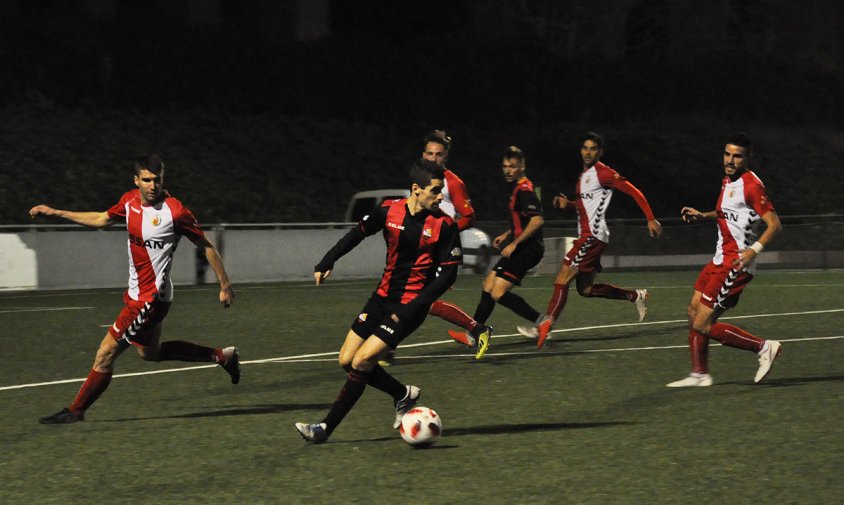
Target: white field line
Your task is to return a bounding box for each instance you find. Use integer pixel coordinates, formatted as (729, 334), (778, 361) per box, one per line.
(0, 306), (93, 314)
(3, 281), (843, 300)
(2, 307), (842, 392)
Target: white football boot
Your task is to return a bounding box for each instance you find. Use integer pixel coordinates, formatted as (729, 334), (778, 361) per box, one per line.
(634, 289), (648, 322)
(666, 374), (713, 387)
(754, 340), (782, 383)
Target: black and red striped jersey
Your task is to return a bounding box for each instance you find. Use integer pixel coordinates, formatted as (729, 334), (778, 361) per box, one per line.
(316, 198), (462, 311)
(509, 177), (543, 247)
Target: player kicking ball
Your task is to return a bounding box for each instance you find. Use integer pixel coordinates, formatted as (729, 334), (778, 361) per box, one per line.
(295, 159), (462, 443)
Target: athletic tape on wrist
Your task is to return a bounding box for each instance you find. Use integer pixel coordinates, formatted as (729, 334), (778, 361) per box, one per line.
(749, 242), (764, 254)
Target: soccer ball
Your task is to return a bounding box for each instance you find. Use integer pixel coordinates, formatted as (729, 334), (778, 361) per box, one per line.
(399, 406), (442, 447)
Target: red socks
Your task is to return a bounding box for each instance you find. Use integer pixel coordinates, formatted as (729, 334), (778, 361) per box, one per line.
(708, 323), (765, 352)
(546, 283), (569, 319)
(158, 340), (220, 362)
(689, 330), (709, 374)
(589, 283), (636, 301)
(429, 300), (477, 332)
(69, 369), (112, 413)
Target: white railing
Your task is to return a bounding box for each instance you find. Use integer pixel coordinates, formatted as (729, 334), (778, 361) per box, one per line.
(2, 214), (842, 291)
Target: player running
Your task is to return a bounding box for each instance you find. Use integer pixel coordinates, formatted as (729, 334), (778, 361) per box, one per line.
(295, 159), (462, 443)
(450, 146), (545, 359)
(420, 130), (492, 349)
(380, 130), (490, 367)
(520, 132), (662, 348)
(32, 155), (239, 424)
(667, 132), (782, 387)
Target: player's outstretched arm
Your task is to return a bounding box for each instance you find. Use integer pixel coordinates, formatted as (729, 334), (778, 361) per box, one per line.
(647, 219), (663, 238)
(312, 223), (372, 285)
(680, 207), (716, 222)
(29, 205), (113, 229)
(614, 180), (660, 238)
(552, 193), (571, 209)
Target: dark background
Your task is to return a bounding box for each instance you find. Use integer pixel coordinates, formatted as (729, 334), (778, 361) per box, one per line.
(1, 0), (841, 224)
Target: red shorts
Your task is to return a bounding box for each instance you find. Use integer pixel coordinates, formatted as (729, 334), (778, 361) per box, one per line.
(563, 236), (607, 273)
(694, 261), (753, 309)
(108, 295), (171, 347)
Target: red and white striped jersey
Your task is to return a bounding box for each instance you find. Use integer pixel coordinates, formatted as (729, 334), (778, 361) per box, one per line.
(107, 190), (206, 302)
(572, 161), (655, 243)
(712, 171), (775, 274)
(574, 162), (623, 243)
(439, 169), (475, 231)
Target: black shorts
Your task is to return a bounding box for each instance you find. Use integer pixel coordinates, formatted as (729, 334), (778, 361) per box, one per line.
(493, 241), (544, 285)
(350, 294), (428, 349)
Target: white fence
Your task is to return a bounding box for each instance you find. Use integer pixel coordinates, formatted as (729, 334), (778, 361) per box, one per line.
(2, 215), (842, 291)
(0, 224), (388, 290)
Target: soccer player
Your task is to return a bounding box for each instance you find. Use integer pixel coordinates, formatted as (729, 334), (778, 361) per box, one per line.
(521, 132), (662, 348)
(667, 132), (782, 387)
(450, 146), (545, 359)
(294, 159), (462, 444)
(380, 130), (489, 367)
(421, 130), (492, 349)
(32, 155), (240, 424)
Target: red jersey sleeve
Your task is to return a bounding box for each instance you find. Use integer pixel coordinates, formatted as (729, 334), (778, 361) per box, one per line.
(106, 190), (135, 220)
(168, 197), (207, 243)
(597, 163), (655, 220)
(744, 173), (775, 216)
(595, 163), (625, 188)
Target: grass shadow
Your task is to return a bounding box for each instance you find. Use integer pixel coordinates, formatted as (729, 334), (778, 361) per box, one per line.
(445, 420), (636, 436)
(339, 420), (634, 445)
(98, 403), (331, 422)
(721, 374), (844, 388)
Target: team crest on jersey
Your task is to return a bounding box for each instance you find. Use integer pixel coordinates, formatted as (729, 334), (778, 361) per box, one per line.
(151, 215), (161, 226)
(585, 176), (591, 184)
(423, 228), (432, 238)
(357, 312), (368, 322)
(451, 247), (462, 257)
(728, 190), (735, 198)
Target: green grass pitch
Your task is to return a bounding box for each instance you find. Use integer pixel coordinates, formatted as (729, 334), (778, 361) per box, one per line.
(1, 270), (842, 504)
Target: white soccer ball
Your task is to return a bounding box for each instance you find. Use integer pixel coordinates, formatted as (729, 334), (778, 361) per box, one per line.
(399, 406), (442, 447)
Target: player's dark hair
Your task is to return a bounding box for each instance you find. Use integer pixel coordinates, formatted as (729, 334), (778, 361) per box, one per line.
(725, 132), (753, 154)
(134, 154), (164, 175)
(503, 145), (525, 164)
(424, 130), (452, 151)
(410, 158), (445, 188)
(582, 131), (604, 149)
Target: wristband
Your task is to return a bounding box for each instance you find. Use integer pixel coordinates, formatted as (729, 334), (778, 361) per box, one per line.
(749, 242), (764, 254)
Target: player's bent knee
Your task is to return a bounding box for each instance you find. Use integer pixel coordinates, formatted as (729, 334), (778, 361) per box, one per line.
(350, 356), (376, 372)
(690, 317), (711, 335)
(93, 345), (120, 369)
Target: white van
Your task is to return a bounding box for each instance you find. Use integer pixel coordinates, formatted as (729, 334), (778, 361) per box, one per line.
(345, 189), (492, 273)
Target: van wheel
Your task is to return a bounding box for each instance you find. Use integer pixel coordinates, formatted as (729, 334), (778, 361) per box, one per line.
(473, 246), (491, 274)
